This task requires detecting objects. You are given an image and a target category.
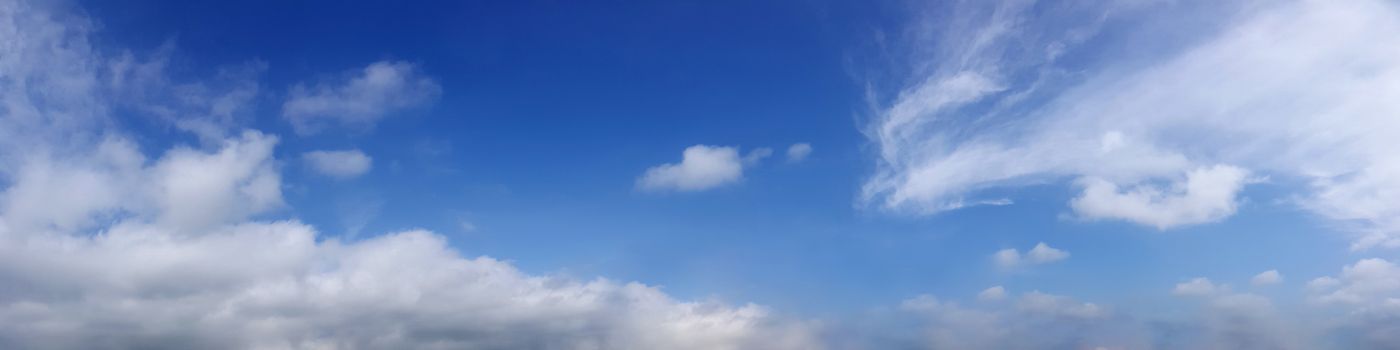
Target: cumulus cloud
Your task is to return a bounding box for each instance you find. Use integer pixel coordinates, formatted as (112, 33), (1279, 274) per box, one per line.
(785, 143), (812, 163)
(303, 149), (372, 179)
(993, 242), (1068, 268)
(281, 60), (442, 134)
(863, 0), (1400, 243)
(0, 4), (819, 348)
(1251, 270), (1282, 286)
(1070, 165), (1252, 230)
(637, 145), (765, 192)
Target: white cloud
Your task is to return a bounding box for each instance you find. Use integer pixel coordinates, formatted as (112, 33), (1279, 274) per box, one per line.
(1307, 277), (1340, 291)
(1025, 242), (1069, 264)
(637, 145), (758, 192)
(786, 143), (812, 163)
(281, 60), (442, 134)
(1070, 165), (1251, 230)
(1310, 258), (1400, 305)
(303, 149), (373, 179)
(992, 248), (1021, 268)
(863, 0), (1400, 243)
(977, 286), (1007, 302)
(1252, 270), (1283, 286)
(1173, 277), (1222, 297)
(993, 242), (1068, 268)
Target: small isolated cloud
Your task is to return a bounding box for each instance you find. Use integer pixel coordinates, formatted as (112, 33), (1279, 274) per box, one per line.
(637, 145), (762, 192)
(1026, 242), (1070, 263)
(1173, 277), (1223, 297)
(993, 248), (1022, 268)
(993, 242), (1069, 268)
(744, 147), (773, 165)
(786, 143), (812, 163)
(1070, 165), (1252, 230)
(282, 60), (442, 134)
(303, 149), (372, 179)
(1251, 270), (1282, 286)
(978, 286), (1007, 301)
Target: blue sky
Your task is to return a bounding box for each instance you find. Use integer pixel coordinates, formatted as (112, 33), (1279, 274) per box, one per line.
(4, 0), (1400, 349)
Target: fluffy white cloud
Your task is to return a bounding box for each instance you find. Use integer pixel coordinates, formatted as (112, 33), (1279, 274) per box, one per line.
(303, 149), (373, 179)
(993, 242), (1068, 268)
(785, 143), (812, 163)
(1252, 270), (1283, 286)
(863, 0), (1400, 242)
(637, 145), (763, 192)
(0, 4), (819, 348)
(1070, 165), (1251, 230)
(281, 60), (442, 134)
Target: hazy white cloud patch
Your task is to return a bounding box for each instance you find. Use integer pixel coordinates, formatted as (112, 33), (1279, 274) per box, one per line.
(863, 0), (1400, 245)
(282, 60), (442, 134)
(977, 286), (1007, 302)
(303, 149), (373, 179)
(637, 145), (769, 192)
(993, 242), (1068, 268)
(1173, 277), (1224, 297)
(785, 143), (812, 163)
(1252, 270), (1282, 286)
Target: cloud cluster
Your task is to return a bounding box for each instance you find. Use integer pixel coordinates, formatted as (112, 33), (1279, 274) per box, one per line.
(637, 145), (770, 192)
(863, 0), (1400, 243)
(992, 242), (1069, 268)
(303, 149), (373, 179)
(282, 60), (442, 134)
(0, 3), (818, 349)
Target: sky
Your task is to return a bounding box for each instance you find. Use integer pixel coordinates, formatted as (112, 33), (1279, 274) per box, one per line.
(2, 0), (1400, 349)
